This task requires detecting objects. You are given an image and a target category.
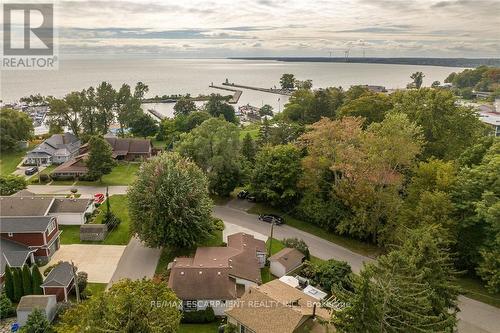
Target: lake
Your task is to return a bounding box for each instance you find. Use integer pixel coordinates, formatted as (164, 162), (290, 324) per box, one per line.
(1, 58), (460, 118)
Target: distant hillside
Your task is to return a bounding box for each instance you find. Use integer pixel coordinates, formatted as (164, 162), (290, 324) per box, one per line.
(229, 57), (500, 68)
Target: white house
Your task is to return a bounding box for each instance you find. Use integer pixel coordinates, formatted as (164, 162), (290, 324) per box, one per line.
(25, 133), (80, 165)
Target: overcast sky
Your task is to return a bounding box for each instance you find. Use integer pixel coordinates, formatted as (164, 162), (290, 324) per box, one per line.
(43, 0), (500, 57)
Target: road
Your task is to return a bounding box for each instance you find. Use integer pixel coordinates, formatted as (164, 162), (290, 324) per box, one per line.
(26, 185), (500, 332)
(214, 202), (500, 333)
(107, 237), (161, 289)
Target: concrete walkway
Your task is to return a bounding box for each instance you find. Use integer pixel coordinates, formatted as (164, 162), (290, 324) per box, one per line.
(107, 237), (162, 288)
(27, 185), (128, 197)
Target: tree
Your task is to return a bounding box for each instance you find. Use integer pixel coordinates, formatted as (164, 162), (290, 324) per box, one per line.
(280, 73), (296, 89)
(204, 94), (237, 123)
(257, 117), (272, 146)
(85, 136), (116, 182)
(0, 291), (14, 319)
(176, 118), (241, 196)
(295, 79), (313, 90)
(250, 144), (302, 207)
(22, 265), (33, 296)
(128, 152), (213, 248)
(4, 266), (15, 301)
(337, 92), (392, 126)
(301, 259), (352, 292)
(130, 112), (158, 138)
(116, 83), (142, 136)
(80, 87), (98, 139)
(57, 279), (181, 333)
(390, 88), (486, 160)
(0, 175), (27, 196)
(21, 308), (53, 333)
(282, 87), (344, 123)
(409, 71), (425, 89)
(268, 121), (304, 146)
(259, 104), (274, 117)
(95, 81), (116, 134)
(31, 265), (43, 295)
(13, 268), (23, 302)
(282, 238), (310, 260)
(174, 96), (197, 116)
(431, 80), (441, 88)
(0, 108), (34, 151)
(241, 133), (256, 162)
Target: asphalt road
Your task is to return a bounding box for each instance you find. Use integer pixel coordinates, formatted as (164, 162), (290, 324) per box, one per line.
(214, 202), (500, 333)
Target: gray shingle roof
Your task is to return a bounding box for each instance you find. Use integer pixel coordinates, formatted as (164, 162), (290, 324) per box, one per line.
(0, 216), (53, 233)
(48, 198), (92, 214)
(41, 262), (74, 287)
(0, 197), (54, 216)
(27, 133), (80, 157)
(0, 239), (34, 275)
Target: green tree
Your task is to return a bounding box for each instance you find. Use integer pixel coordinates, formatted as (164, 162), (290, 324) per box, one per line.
(0, 175), (27, 196)
(22, 265), (33, 296)
(258, 117), (272, 146)
(4, 266), (15, 301)
(31, 265), (43, 295)
(280, 73), (296, 89)
(259, 104), (274, 117)
(0, 291), (15, 319)
(95, 81), (117, 134)
(116, 83), (146, 136)
(129, 112), (158, 138)
(204, 94), (237, 123)
(80, 87), (99, 138)
(409, 71), (425, 89)
(57, 279), (180, 333)
(0, 108), (34, 151)
(301, 259), (352, 292)
(431, 80), (441, 88)
(250, 144), (302, 207)
(85, 136), (116, 182)
(337, 92), (392, 126)
(13, 268), (23, 302)
(20, 308), (53, 333)
(295, 79), (313, 90)
(390, 88), (486, 160)
(241, 133), (256, 162)
(128, 152), (213, 248)
(282, 88), (344, 123)
(282, 238), (310, 260)
(174, 96), (197, 116)
(176, 118), (241, 196)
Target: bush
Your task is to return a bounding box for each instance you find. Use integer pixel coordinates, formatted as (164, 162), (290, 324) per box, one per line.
(181, 306), (216, 323)
(39, 173), (50, 182)
(0, 291), (15, 319)
(282, 237), (310, 260)
(300, 259), (353, 292)
(212, 217), (225, 231)
(0, 175), (27, 195)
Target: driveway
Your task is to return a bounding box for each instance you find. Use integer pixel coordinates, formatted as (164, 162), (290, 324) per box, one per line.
(223, 222), (267, 243)
(214, 200), (500, 333)
(107, 237), (162, 288)
(27, 185), (128, 198)
(44, 244), (126, 283)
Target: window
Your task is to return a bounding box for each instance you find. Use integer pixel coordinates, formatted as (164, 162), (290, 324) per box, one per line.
(47, 220), (56, 234)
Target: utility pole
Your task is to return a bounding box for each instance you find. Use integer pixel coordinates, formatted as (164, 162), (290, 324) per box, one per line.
(71, 261), (80, 303)
(267, 221), (275, 259)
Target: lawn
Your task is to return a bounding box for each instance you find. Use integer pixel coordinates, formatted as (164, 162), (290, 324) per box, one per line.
(77, 162), (140, 186)
(86, 282), (107, 298)
(239, 123), (260, 140)
(178, 321), (222, 333)
(59, 195), (131, 245)
(457, 276), (500, 308)
(155, 229), (223, 274)
(152, 139), (167, 149)
(248, 203), (381, 258)
(0, 145), (34, 176)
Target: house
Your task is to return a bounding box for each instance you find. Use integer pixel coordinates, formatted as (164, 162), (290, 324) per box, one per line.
(0, 196), (95, 225)
(168, 233), (266, 316)
(41, 261), (75, 302)
(269, 248), (305, 278)
(478, 111), (500, 137)
(0, 216), (61, 281)
(50, 154), (89, 179)
(225, 279), (333, 333)
(25, 133), (81, 165)
(17, 295), (57, 326)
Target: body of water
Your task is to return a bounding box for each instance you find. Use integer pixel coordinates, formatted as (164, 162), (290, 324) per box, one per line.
(1, 58), (460, 118)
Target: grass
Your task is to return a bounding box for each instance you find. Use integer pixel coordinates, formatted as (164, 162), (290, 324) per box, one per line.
(77, 162), (140, 186)
(86, 282), (107, 297)
(239, 122), (260, 140)
(28, 165), (57, 184)
(152, 139), (167, 149)
(59, 195), (131, 245)
(178, 321), (222, 333)
(248, 203), (381, 258)
(155, 229), (224, 275)
(0, 144), (34, 176)
(457, 276), (500, 308)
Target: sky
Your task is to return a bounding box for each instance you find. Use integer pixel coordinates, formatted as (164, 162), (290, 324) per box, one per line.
(9, 0), (500, 58)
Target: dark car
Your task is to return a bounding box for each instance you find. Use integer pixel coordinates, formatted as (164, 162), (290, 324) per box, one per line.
(24, 166), (38, 176)
(258, 214), (284, 225)
(237, 190), (249, 199)
(246, 195), (257, 202)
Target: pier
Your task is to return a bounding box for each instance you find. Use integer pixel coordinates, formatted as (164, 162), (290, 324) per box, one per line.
(209, 84), (242, 104)
(147, 108), (165, 120)
(221, 81), (293, 96)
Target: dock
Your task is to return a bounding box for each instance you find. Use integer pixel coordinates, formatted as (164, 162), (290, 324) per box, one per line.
(147, 109), (165, 120)
(209, 84), (242, 104)
(221, 82), (293, 96)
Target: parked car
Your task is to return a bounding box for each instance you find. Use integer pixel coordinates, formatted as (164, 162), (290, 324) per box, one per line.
(237, 190), (249, 199)
(258, 214), (284, 225)
(246, 195), (257, 202)
(24, 166), (38, 176)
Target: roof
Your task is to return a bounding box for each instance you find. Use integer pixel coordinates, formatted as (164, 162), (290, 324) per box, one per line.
(0, 216), (53, 233)
(17, 295), (57, 311)
(27, 133), (80, 157)
(48, 198), (92, 214)
(169, 233), (265, 300)
(41, 262), (74, 287)
(478, 111), (500, 127)
(0, 197), (53, 216)
(104, 136), (152, 155)
(1, 239), (34, 275)
(11, 189), (36, 197)
(269, 248), (305, 272)
(51, 155), (88, 175)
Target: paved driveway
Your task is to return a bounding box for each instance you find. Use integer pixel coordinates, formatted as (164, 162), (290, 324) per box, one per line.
(223, 222), (268, 243)
(44, 244), (126, 283)
(27, 185), (128, 198)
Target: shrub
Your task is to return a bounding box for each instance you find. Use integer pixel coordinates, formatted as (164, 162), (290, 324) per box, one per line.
(282, 237), (310, 260)
(301, 259), (353, 292)
(181, 306), (216, 323)
(39, 173), (50, 182)
(224, 323), (238, 333)
(76, 271), (88, 294)
(22, 308), (53, 333)
(212, 217), (225, 231)
(0, 175), (27, 195)
(0, 291), (15, 319)
(31, 265), (44, 295)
